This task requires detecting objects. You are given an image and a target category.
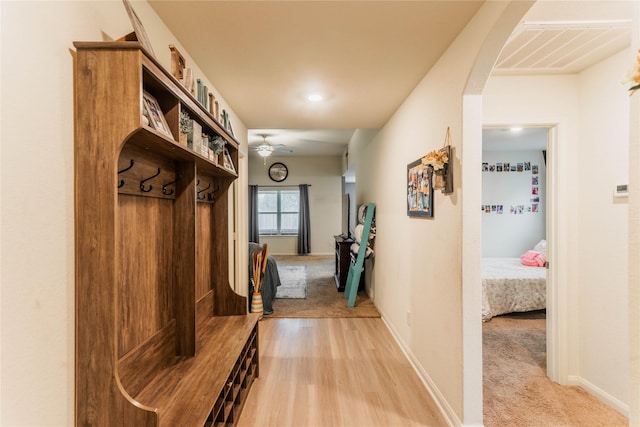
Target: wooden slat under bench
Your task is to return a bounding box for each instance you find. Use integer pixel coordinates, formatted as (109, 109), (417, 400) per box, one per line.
(131, 314), (259, 426)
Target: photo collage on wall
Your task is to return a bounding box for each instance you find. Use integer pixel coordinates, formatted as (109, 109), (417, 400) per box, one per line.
(481, 160), (539, 215)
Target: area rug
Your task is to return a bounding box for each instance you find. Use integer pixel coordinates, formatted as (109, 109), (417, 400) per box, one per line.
(276, 265), (307, 299)
(267, 255), (380, 318)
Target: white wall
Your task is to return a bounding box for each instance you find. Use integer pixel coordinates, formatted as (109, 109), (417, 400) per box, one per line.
(484, 48), (631, 413)
(576, 48), (630, 409)
(482, 150), (547, 257)
(348, 3), (526, 424)
(0, 2), (247, 425)
(248, 155), (342, 255)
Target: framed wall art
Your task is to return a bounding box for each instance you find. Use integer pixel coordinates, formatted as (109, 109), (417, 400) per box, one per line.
(407, 158), (433, 217)
(122, 0), (156, 57)
(142, 91), (172, 138)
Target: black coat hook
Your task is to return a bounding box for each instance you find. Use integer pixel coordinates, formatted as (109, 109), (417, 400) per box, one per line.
(207, 185), (221, 202)
(140, 168), (161, 193)
(162, 174), (181, 195)
(197, 182), (211, 200)
(117, 159), (135, 188)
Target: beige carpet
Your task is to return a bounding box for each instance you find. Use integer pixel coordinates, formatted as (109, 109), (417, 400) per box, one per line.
(266, 255), (380, 318)
(483, 311), (628, 426)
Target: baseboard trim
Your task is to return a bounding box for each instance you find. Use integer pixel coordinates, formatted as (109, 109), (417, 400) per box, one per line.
(270, 252), (334, 256)
(567, 375), (629, 416)
(381, 314), (462, 427)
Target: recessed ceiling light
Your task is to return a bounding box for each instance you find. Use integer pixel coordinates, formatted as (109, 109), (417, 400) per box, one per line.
(510, 126), (523, 132)
(307, 93), (323, 102)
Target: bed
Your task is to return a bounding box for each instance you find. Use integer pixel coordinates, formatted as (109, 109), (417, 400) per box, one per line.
(482, 257), (546, 322)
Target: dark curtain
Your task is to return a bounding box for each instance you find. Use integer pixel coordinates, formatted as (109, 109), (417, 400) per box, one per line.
(297, 184), (311, 255)
(248, 185), (259, 243)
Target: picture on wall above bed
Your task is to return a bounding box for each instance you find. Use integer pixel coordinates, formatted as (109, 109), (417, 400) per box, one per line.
(407, 158), (433, 217)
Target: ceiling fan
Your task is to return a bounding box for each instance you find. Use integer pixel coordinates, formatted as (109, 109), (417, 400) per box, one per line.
(250, 134), (292, 157)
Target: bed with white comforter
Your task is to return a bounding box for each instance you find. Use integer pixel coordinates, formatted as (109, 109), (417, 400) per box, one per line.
(482, 258), (546, 322)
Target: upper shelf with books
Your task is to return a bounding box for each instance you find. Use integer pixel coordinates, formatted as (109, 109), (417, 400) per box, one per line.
(74, 41), (240, 150)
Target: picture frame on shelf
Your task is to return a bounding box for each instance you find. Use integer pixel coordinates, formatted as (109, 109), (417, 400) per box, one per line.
(407, 158), (433, 218)
(222, 147), (235, 173)
(142, 91), (172, 139)
(122, 0), (156, 58)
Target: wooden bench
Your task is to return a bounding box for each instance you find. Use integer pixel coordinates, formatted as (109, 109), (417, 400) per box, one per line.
(119, 313), (259, 426)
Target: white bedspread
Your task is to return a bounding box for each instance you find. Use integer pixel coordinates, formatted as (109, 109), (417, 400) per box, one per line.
(482, 258), (546, 322)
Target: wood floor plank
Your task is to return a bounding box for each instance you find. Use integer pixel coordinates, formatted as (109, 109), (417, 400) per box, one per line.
(236, 318), (447, 427)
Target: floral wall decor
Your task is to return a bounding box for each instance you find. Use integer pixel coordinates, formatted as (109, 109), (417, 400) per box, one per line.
(422, 127), (453, 193)
(623, 49), (640, 96)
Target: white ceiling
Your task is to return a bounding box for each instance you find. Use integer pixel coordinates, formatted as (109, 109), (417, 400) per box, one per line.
(483, 127), (548, 151)
(148, 1), (633, 158)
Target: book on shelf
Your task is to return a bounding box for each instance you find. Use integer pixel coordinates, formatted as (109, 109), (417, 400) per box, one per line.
(191, 121), (203, 153)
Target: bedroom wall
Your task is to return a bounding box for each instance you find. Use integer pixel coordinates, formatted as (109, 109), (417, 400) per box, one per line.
(483, 48), (631, 412)
(0, 2), (248, 425)
(348, 2), (528, 424)
(482, 150), (547, 257)
(247, 155), (342, 255)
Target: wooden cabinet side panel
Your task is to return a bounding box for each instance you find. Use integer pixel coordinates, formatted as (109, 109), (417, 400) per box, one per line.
(75, 47), (156, 425)
(212, 185), (246, 315)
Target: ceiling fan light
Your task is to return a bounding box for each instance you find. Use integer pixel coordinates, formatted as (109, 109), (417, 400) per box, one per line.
(257, 147), (272, 157)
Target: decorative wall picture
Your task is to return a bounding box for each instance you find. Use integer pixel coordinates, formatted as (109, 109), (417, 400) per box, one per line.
(122, 0), (156, 57)
(407, 158), (433, 217)
(482, 154), (543, 216)
(142, 91), (172, 138)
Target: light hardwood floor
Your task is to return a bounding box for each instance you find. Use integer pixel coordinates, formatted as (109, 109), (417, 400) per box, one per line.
(236, 318), (447, 427)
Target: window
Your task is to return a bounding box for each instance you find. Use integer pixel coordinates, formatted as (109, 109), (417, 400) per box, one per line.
(258, 189), (299, 235)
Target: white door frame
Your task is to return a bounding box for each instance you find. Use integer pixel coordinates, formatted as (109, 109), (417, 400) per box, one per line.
(545, 124), (569, 384)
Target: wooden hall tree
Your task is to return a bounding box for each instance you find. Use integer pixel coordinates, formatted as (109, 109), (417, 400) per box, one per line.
(74, 41), (258, 426)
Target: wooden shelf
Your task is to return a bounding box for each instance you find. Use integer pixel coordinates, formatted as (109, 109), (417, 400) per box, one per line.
(74, 41), (255, 426)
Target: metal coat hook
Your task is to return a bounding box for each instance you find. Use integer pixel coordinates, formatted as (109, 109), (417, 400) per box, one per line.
(207, 185), (221, 203)
(117, 159), (135, 188)
(197, 182), (211, 200)
(140, 168), (161, 193)
(162, 174), (181, 195)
